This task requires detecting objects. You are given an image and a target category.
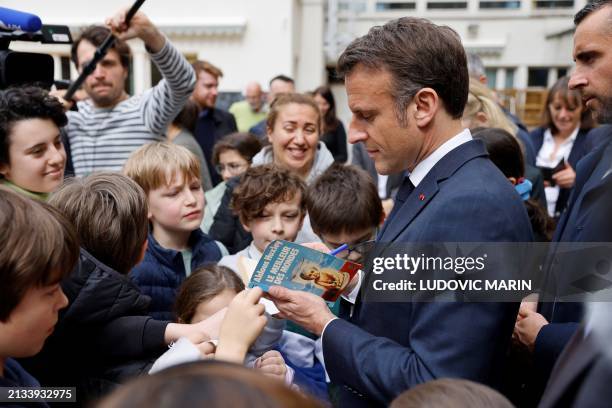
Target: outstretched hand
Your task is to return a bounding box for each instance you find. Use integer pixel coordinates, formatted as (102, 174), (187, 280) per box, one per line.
(215, 288), (267, 363)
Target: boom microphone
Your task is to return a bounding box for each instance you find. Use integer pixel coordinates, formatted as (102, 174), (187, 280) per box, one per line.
(0, 7), (42, 33)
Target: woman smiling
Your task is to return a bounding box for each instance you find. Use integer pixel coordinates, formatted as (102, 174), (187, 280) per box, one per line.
(0, 87), (67, 201)
(210, 94), (334, 253)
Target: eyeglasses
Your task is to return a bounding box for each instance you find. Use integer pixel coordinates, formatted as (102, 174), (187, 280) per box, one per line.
(215, 162), (248, 176)
(327, 239), (377, 264)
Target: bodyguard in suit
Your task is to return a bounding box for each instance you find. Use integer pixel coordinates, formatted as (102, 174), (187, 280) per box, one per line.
(268, 17), (533, 407)
(191, 60), (238, 186)
(514, 1), (612, 406)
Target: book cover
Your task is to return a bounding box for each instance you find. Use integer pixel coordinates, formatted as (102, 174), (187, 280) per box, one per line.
(248, 240), (361, 302)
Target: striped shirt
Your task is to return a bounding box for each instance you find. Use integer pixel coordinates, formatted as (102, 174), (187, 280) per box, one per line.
(66, 38), (195, 176)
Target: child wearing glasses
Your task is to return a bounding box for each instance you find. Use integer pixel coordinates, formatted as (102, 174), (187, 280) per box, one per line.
(201, 132), (262, 232)
(306, 163), (384, 308)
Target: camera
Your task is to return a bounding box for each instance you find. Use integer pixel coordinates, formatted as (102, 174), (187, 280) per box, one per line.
(1, 22), (72, 89)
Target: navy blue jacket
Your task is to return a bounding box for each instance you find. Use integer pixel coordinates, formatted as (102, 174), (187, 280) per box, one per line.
(536, 128), (612, 390)
(530, 127), (596, 218)
(322, 140), (533, 407)
(130, 229), (223, 320)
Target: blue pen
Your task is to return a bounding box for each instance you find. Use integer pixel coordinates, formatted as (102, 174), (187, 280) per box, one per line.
(329, 243), (348, 256)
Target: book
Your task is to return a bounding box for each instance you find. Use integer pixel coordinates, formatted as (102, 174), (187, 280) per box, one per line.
(247, 240), (361, 302)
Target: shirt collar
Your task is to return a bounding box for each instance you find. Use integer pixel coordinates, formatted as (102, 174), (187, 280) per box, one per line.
(408, 128), (473, 188)
(543, 126), (580, 145)
(247, 242), (263, 261)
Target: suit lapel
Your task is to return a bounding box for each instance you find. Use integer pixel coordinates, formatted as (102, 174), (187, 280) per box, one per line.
(554, 143), (609, 240)
(378, 140), (489, 243)
(541, 327), (599, 407)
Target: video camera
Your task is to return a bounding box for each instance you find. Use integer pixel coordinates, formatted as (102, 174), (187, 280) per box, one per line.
(0, 7), (72, 89)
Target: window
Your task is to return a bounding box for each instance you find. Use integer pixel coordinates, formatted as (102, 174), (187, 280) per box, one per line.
(479, 0), (521, 8)
(340, 1), (367, 12)
(60, 56), (71, 80)
(505, 68), (515, 89)
(427, 1), (468, 9)
(486, 68), (498, 90)
(528, 68), (549, 87)
(557, 67), (568, 78)
(376, 1), (416, 10)
(534, 0), (574, 8)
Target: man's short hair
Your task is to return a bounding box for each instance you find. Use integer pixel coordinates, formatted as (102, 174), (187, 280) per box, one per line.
(337, 17), (468, 123)
(269, 74), (295, 87)
(574, 0), (612, 26)
(123, 142), (201, 196)
(49, 173), (148, 274)
(0, 187), (79, 321)
(192, 60), (224, 79)
(307, 163), (382, 236)
(71, 25), (131, 69)
(231, 164), (306, 225)
(0, 86), (67, 171)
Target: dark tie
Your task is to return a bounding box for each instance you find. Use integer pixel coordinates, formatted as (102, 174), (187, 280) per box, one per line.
(385, 176), (415, 225)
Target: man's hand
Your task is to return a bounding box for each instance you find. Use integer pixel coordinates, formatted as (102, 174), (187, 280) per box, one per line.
(215, 288), (267, 363)
(552, 164), (576, 189)
(49, 89), (88, 110)
(514, 306), (548, 352)
(254, 350), (287, 382)
(105, 8), (165, 53)
(266, 286), (335, 337)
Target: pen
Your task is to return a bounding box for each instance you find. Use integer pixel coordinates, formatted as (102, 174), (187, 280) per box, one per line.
(329, 243), (348, 256)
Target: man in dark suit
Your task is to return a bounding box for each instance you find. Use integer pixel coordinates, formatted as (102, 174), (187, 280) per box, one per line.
(514, 1), (612, 406)
(191, 60), (238, 185)
(268, 17), (533, 407)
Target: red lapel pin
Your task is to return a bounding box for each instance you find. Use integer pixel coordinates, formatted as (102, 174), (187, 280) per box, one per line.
(419, 193), (425, 201)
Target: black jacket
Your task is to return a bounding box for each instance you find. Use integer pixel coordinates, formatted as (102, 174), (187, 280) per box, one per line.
(20, 248), (168, 406)
(209, 176), (252, 254)
(194, 108), (238, 186)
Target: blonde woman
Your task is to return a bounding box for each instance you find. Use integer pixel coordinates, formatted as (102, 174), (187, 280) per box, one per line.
(462, 78), (547, 208)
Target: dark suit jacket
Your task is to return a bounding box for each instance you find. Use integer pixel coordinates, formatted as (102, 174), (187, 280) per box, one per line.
(535, 130), (612, 396)
(351, 142), (404, 199)
(539, 326), (612, 408)
(194, 108), (237, 185)
(529, 127), (595, 218)
(323, 140), (534, 407)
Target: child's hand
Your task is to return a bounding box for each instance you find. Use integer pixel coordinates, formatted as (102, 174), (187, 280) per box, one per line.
(195, 340), (216, 359)
(215, 288), (267, 363)
(255, 350), (287, 382)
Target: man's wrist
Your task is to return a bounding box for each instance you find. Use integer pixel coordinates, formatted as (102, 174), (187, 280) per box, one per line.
(318, 316), (339, 338)
(141, 28), (165, 54)
(314, 312), (337, 337)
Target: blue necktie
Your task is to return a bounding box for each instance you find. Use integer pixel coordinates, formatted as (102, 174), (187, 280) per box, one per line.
(386, 176), (415, 225)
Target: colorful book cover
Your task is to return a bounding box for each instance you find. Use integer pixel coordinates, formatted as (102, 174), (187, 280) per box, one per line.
(248, 240), (361, 302)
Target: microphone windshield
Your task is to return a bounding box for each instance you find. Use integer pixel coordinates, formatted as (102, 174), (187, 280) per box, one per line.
(0, 7), (42, 32)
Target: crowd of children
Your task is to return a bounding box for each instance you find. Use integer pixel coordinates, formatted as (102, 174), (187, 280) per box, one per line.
(0, 79), (559, 407)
